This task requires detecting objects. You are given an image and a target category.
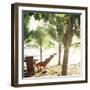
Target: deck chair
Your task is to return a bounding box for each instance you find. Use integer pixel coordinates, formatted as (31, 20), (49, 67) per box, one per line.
(36, 53), (56, 71)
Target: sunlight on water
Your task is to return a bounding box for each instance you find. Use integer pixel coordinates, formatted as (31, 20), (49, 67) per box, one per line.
(24, 47), (81, 66)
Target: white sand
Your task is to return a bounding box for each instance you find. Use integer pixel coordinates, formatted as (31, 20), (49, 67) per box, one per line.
(33, 64), (80, 77)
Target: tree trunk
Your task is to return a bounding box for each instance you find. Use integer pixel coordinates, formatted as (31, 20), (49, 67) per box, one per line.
(40, 46), (42, 62)
(62, 47), (69, 75)
(62, 15), (74, 75)
(58, 43), (61, 65)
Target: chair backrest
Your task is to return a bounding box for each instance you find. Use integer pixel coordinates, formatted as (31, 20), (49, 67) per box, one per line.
(25, 56), (35, 76)
(44, 53), (56, 64)
(25, 56), (34, 71)
(50, 53), (56, 59)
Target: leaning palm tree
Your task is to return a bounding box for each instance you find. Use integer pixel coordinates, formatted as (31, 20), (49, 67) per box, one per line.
(23, 12), (55, 62)
(30, 26), (54, 62)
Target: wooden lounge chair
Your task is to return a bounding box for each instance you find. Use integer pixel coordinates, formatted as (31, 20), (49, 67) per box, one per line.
(36, 53), (56, 71)
(24, 56), (35, 77)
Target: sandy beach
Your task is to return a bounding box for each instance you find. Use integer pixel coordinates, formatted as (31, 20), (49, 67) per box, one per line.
(27, 64), (81, 77)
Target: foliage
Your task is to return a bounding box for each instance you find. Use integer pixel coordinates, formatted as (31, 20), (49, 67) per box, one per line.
(23, 11), (80, 69)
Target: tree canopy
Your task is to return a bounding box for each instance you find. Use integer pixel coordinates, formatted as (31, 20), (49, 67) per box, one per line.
(23, 11), (80, 75)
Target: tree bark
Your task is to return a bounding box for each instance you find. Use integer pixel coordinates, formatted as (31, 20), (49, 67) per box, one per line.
(40, 46), (42, 62)
(58, 43), (61, 65)
(61, 15), (79, 75)
(62, 47), (69, 75)
(61, 15), (73, 75)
